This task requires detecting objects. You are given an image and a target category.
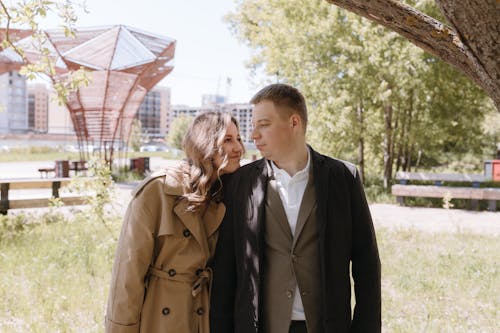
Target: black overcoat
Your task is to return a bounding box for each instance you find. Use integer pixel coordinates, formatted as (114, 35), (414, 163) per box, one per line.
(210, 148), (381, 333)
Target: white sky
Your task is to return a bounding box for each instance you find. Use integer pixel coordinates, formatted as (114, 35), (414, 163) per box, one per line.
(34, 0), (264, 106)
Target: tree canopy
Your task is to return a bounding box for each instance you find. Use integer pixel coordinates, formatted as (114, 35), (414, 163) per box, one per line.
(227, 0), (496, 186)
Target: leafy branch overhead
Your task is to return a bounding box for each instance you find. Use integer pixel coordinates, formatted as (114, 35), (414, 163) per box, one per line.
(0, 0), (90, 104)
(324, 0), (499, 110)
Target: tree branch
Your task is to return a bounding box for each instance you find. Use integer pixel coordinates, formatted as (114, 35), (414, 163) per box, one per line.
(324, 0), (499, 109)
(436, 0), (499, 108)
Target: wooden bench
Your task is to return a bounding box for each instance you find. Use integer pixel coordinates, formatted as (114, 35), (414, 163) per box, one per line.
(37, 160), (88, 178)
(0, 178), (89, 215)
(38, 167), (56, 178)
(392, 171), (500, 211)
(70, 160), (88, 176)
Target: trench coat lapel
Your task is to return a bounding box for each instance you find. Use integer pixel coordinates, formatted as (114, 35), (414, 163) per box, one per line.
(173, 200), (209, 258)
(203, 201), (226, 238)
(292, 166), (316, 249)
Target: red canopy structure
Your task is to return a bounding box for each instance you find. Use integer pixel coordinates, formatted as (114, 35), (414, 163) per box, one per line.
(1, 25), (176, 162)
(49, 25), (176, 162)
(0, 28), (32, 73)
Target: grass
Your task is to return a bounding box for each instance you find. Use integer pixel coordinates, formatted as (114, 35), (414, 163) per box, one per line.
(379, 229), (499, 333)
(0, 211), (498, 332)
(0, 149), (183, 162)
(0, 211), (121, 332)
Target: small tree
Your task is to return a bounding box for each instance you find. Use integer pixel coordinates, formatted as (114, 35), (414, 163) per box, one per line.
(128, 119), (143, 152)
(166, 115), (193, 149)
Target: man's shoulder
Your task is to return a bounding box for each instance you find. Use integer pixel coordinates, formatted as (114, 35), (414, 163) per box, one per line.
(311, 149), (357, 178)
(233, 159), (266, 177)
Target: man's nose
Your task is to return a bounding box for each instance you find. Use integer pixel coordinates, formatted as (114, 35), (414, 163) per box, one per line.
(251, 127), (259, 140)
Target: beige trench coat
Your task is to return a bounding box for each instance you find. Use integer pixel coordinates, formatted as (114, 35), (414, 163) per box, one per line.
(105, 170), (225, 333)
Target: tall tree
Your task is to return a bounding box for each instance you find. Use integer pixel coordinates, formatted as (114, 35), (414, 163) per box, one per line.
(228, 0), (494, 187)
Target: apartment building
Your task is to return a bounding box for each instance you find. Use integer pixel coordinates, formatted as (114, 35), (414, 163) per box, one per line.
(27, 83), (49, 133)
(0, 71), (28, 133)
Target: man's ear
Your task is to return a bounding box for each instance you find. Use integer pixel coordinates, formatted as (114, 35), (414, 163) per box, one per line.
(290, 114), (300, 128)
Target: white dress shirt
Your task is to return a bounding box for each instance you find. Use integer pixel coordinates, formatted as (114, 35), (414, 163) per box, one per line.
(270, 148), (311, 320)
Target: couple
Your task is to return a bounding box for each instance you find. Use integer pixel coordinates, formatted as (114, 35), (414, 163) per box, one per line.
(105, 84), (381, 333)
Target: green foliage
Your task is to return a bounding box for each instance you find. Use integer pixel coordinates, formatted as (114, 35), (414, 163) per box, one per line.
(0, 0), (90, 104)
(68, 157), (117, 231)
(227, 0), (496, 184)
(166, 115), (193, 149)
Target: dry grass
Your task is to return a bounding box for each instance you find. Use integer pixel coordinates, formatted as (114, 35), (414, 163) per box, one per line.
(0, 213), (498, 332)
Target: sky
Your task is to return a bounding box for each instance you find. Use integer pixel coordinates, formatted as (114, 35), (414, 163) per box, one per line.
(37, 0), (264, 106)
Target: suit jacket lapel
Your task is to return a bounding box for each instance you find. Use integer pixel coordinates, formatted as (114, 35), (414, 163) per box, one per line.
(267, 179), (293, 241)
(292, 165), (316, 249)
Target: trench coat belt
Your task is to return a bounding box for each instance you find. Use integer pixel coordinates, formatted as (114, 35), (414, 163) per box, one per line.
(147, 266), (212, 298)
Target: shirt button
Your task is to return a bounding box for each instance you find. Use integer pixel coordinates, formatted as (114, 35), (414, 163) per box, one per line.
(183, 229), (191, 237)
(286, 290), (293, 298)
(301, 291), (307, 296)
(196, 307), (204, 315)
(168, 269), (176, 277)
(291, 254), (297, 262)
(162, 307), (170, 315)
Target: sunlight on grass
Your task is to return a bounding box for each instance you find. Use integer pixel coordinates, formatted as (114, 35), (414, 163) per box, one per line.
(0, 214), (498, 332)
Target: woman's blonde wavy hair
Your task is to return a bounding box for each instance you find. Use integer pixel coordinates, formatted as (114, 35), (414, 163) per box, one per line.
(179, 111), (243, 212)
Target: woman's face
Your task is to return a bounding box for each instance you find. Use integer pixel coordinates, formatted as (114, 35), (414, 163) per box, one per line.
(216, 121), (244, 175)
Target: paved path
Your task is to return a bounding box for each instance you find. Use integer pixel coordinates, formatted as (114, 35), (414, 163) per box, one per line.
(2, 160), (498, 236)
(370, 203), (500, 236)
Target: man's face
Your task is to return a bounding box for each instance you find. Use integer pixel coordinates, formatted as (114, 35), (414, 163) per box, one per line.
(251, 100), (294, 163)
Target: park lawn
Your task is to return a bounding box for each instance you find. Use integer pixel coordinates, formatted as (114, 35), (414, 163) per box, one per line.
(0, 151), (182, 162)
(0, 214), (498, 332)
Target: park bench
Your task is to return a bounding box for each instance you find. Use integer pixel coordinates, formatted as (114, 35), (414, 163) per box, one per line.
(37, 160), (88, 178)
(0, 178), (89, 215)
(391, 171), (500, 211)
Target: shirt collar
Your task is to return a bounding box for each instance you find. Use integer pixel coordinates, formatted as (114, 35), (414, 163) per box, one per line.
(269, 147), (311, 182)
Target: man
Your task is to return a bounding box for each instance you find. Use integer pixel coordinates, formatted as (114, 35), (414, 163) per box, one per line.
(210, 83), (381, 333)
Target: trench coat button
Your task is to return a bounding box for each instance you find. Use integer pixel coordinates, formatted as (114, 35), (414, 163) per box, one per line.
(196, 268), (203, 276)
(286, 290), (293, 298)
(168, 269), (176, 277)
(183, 229), (191, 237)
(162, 307), (170, 315)
(196, 307), (204, 315)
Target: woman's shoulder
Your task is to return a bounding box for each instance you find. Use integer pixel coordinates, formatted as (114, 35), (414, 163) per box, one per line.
(131, 166), (185, 198)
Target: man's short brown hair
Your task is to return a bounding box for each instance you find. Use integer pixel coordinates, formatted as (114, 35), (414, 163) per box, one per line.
(250, 83), (308, 129)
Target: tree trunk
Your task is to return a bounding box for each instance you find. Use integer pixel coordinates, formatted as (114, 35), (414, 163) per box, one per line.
(324, 0), (500, 110)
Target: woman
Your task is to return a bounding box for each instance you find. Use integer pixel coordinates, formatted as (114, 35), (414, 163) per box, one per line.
(105, 111), (244, 333)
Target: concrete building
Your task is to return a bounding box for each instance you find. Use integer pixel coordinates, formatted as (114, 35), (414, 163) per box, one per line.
(47, 89), (75, 135)
(170, 102), (253, 143)
(27, 83), (49, 133)
(0, 71), (28, 133)
(136, 86), (171, 138)
(221, 103), (253, 143)
(201, 94), (226, 107)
